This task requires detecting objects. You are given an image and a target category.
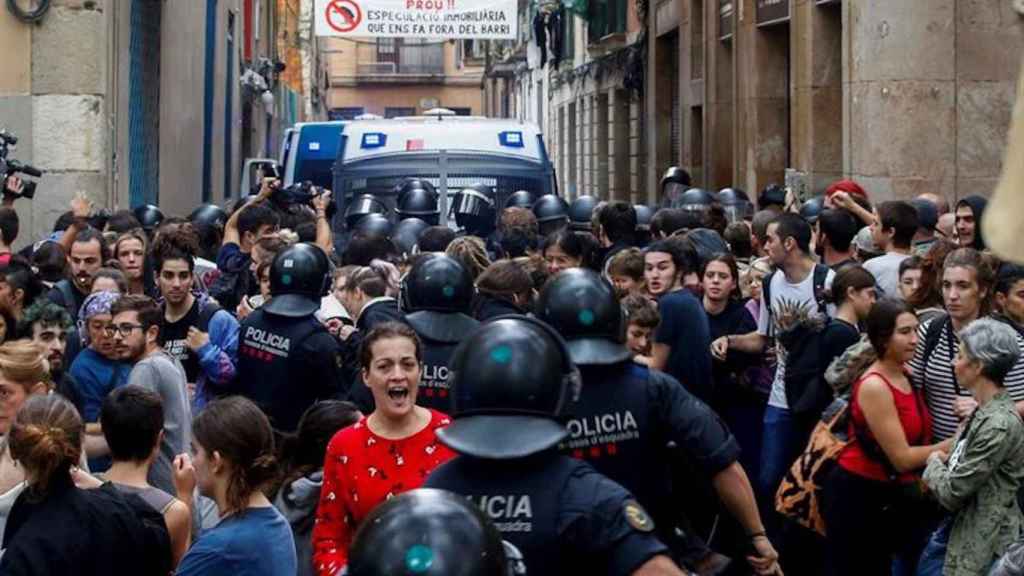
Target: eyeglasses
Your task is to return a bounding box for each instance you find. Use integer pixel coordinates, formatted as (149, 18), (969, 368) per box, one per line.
(103, 323), (144, 337)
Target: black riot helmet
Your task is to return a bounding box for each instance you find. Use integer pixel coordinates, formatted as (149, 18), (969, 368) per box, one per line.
(568, 195), (599, 232)
(189, 203), (228, 229)
(634, 204), (654, 246)
(352, 213), (393, 239)
(450, 184), (496, 237)
(132, 204), (164, 232)
(396, 181), (440, 225)
(401, 255), (479, 343)
(438, 317), (580, 460)
(532, 194), (570, 236)
(263, 243), (329, 318)
(345, 194), (387, 228)
(676, 188), (715, 212)
(718, 188), (753, 222)
(685, 228), (730, 269)
(660, 166), (692, 208)
(401, 254), (475, 314)
(348, 488), (508, 576)
(535, 268), (631, 366)
(393, 217), (430, 258)
(799, 195), (826, 225)
(504, 190), (535, 210)
(758, 183), (787, 211)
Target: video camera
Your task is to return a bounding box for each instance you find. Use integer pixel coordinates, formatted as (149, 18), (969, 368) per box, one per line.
(270, 180), (337, 220)
(0, 130), (42, 199)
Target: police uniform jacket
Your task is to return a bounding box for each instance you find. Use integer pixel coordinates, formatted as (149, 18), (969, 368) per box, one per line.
(425, 452), (668, 576)
(561, 361), (741, 545)
(235, 308), (347, 432)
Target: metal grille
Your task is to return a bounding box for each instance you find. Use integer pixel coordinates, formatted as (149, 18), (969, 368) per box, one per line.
(128, 0), (162, 207)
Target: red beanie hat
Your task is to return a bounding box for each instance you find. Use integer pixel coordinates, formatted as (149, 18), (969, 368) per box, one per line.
(825, 179), (867, 199)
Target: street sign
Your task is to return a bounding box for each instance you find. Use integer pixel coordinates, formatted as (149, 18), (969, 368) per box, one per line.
(325, 0), (363, 33)
(314, 0), (517, 39)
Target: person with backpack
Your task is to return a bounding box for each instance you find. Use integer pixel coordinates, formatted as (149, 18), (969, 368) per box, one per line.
(47, 227), (108, 325)
(822, 299), (953, 575)
(909, 248), (1024, 443)
(710, 213), (835, 533)
(152, 227), (238, 412)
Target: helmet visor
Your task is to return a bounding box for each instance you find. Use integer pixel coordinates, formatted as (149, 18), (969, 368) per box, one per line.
(661, 182), (687, 208)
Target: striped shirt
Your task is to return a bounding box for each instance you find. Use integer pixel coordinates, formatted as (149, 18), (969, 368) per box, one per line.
(909, 316), (1024, 440)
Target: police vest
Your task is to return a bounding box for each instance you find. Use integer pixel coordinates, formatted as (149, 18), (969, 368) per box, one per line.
(236, 309), (325, 431)
(425, 454), (594, 576)
(414, 336), (458, 412)
(560, 362), (674, 541)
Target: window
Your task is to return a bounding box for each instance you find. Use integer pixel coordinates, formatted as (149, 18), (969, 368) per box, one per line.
(448, 107), (472, 116)
(384, 107), (416, 118)
(564, 12), (575, 61)
(587, 0), (626, 42)
(330, 107), (364, 120)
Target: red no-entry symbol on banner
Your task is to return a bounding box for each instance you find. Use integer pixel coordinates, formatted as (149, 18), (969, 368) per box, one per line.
(326, 0), (362, 33)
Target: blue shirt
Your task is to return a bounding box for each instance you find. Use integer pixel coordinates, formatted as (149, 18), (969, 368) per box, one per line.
(176, 506), (297, 576)
(70, 347), (131, 472)
(654, 288), (713, 403)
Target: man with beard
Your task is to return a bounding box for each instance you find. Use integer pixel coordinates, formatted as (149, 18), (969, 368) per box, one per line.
(18, 300), (81, 413)
(48, 227), (108, 325)
(151, 228), (238, 411)
(108, 295), (192, 495)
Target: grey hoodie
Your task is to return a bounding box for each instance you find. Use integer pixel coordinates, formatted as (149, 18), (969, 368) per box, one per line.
(273, 471), (322, 576)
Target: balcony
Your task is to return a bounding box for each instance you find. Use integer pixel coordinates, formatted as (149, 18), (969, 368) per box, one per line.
(339, 41), (445, 84)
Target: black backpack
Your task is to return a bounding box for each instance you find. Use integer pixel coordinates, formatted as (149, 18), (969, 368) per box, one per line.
(206, 267), (251, 314)
(763, 264), (832, 417)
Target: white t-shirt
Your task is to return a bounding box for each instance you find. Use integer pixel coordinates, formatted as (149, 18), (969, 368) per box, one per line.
(757, 266), (836, 409)
(864, 252), (911, 299)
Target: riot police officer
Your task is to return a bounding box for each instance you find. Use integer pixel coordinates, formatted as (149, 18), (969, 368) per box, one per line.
(799, 195), (825, 225)
(757, 184), (786, 212)
(393, 217), (431, 258)
(634, 204), (654, 247)
(235, 243), (347, 432)
(534, 269), (782, 575)
(425, 316), (689, 576)
(352, 213), (393, 239)
(396, 180), (441, 225)
(347, 488), (514, 576)
(400, 254), (479, 411)
(660, 167), (692, 209)
(344, 194), (387, 229)
(532, 194), (570, 237)
(676, 188), (715, 214)
(505, 190), (535, 210)
(569, 195), (600, 232)
(451, 184), (497, 238)
(133, 204), (164, 239)
(189, 203), (228, 229)
(717, 188), (753, 223)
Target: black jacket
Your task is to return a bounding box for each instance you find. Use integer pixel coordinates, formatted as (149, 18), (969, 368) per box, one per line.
(472, 293), (526, 322)
(1, 476), (171, 575)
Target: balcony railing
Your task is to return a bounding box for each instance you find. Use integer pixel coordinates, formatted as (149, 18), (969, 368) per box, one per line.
(356, 43), (445, 77)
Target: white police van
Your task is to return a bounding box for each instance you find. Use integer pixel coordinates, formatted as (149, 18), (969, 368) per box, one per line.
(280, 121), (347, 189)
(331, 109), (557, 226)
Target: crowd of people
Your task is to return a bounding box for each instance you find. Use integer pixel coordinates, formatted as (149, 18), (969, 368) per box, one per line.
(0, 168), (1023, 576)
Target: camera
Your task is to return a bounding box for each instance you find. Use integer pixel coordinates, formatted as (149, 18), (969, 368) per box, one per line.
(271, 180), (337, 220)
(0, 130), (42, 199)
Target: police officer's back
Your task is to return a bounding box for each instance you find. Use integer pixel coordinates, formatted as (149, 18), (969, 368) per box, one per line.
(535, 270), (781, 575)
(235, 243), (347, 432)
(400, 254), (479, 412)
(424, 317), (689, 576)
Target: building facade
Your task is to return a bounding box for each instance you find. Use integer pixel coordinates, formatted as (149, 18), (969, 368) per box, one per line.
(491, 0), (1023, 205)
(325, 38), (485, 118)
(0, 0), (328, 245)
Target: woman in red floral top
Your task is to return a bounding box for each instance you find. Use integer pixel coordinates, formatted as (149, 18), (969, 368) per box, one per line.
(311, 322), (454, 576)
